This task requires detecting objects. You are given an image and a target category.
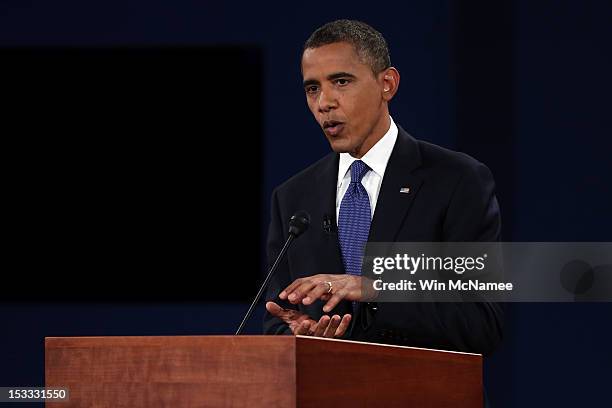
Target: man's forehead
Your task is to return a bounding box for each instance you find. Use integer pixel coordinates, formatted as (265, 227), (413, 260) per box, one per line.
(301, 42), (366, 76)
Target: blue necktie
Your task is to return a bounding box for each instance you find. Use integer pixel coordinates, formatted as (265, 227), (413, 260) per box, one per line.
(338, 160), (371, 312)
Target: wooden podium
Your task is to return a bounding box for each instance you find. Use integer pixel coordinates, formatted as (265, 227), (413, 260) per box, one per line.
(45, 335), (482, 407)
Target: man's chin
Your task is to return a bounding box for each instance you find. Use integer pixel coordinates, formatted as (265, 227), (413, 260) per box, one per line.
(327, 139), (353, 154)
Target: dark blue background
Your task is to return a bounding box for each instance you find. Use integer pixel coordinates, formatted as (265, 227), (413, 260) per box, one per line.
(1, 1), (611, 406)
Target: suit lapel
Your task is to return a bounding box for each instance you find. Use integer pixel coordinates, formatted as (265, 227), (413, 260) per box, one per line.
(317, 153), (340, 234)
(314, 153), (343, 268)
(368, 126), (423, 243)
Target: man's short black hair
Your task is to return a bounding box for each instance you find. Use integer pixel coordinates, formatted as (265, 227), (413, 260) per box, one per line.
(303, 19), (391, 74)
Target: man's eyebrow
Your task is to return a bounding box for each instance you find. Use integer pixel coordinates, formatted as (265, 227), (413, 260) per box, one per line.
(327, 72), (356, 81)
(303, 72), (357, 88)
(303, 78), (320, 88)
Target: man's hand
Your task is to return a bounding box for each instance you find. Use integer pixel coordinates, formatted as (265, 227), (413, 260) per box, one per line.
(279, 274), (376, 313)
(265, 301), (351, 338)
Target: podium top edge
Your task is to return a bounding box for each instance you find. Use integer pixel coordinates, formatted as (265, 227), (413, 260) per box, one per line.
(295, 335), (481, 356)
(44, 335), (481, 356)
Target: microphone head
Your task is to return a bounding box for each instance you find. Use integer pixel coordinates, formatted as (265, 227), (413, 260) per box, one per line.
(288, 211), (310, 237)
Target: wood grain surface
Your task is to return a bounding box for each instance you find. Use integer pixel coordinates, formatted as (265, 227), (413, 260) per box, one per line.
(46, 335), (481, 407)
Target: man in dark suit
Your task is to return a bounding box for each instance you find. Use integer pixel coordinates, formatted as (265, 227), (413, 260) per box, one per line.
(263, 19), (503, 356)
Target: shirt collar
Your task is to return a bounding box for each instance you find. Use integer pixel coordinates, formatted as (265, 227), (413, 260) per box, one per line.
(337, 116), (398, 186)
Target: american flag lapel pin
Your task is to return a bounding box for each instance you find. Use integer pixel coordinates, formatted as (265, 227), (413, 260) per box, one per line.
(399, 187), (410, 194)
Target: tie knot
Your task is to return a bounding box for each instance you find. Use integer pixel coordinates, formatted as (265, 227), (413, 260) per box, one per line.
(350, 160), (370, 183)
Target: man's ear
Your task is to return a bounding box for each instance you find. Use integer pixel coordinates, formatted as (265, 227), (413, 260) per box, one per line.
(381, 67), (400, 101)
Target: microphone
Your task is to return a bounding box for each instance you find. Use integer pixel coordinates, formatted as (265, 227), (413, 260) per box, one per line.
(235, 211), (310, 335)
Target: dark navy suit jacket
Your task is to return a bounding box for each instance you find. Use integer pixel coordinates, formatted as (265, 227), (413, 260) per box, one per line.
(263, 125), (503, 356)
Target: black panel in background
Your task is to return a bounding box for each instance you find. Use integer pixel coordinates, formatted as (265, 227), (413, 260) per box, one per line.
(452, 1), (516, 240)
(450, 5), (515, 407)
(2, 47), (262, 301)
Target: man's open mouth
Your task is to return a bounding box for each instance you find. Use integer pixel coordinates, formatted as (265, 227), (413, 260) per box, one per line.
(323, 120), (345, 136)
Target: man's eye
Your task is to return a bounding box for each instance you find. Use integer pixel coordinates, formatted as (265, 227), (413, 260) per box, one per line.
(335, 79), (350, 86)
(305, 86), (319, 94)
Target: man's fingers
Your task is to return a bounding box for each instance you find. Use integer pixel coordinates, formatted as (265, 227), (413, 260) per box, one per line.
(265, 301), (295, 319)
(279, 278), (303, 300)
(281, 275), (331, 303)
(323, 315), (342, 338)
(287, 280), (319, 304)
(295, 320), (312, 335)
(283, 276), (321, 301)
(313, 315), (331, 337)
(266, 301), (303, 325)
(334, 314), (352, 337)
(265, 301), (283, 316)
(281, 278), (312, 303)
(322, 289), (348, 313)
(302, 281), (333, 305)
(287, 313), (349, 338)
(268, 301), (317, 336)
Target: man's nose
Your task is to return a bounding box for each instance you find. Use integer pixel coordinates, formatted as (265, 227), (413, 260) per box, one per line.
(317, 90), (337, 112)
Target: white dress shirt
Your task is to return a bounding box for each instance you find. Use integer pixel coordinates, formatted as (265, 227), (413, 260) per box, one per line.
(336, 116), (398, 221)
